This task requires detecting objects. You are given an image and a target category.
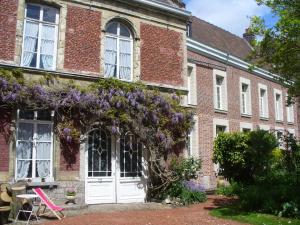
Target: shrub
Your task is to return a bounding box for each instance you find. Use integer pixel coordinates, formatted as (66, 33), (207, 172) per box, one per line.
(216, 182), (238, 197)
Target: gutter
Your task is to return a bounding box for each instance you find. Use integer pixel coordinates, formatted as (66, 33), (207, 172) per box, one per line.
(121, 0), (191, 18)
(187, 38), (281, 82)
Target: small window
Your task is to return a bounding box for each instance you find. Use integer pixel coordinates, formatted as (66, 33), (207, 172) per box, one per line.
(216, 125), (226, 135)
(16, 110), (54, 181)
(259, 84), (268, 118)
(21, 4), (59, 70)
(240, 78), (251, 115)
(274, 89), (283, 121)
(104, 21), (133, 81)
(214, 70), (227, 111)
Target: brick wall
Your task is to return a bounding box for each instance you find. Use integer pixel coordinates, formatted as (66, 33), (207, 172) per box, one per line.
(140, 23), (184, 87)
(64, 5), (101, 74)
(188, 50), (299, 188)
(0, 111), (11, 172)
(0, 0), (18, 61)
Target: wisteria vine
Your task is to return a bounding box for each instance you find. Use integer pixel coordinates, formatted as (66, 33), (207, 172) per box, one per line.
(0, 68), (195, 193)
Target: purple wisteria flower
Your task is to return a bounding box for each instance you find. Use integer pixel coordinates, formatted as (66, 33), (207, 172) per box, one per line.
(63, 128), (71, 135)
(182, 180), (205, 193)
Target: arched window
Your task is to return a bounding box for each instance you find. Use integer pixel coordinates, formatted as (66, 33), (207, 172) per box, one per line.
(105, 21), (133, 81)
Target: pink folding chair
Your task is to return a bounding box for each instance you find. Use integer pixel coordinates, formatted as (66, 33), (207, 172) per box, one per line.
(33, 188), (65, 220)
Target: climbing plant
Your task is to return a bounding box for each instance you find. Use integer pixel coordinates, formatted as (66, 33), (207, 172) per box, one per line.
(0, 68), (195, 195)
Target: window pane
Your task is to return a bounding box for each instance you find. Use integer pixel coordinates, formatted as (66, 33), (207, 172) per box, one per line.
(18, 123), (34, 140)
(36, 143), (51, 159)
(43, 7), (56, 23)
(120, 24), (131, 37)
(40, 55), (53, 70)
(17, 160), (32, 179)
(19, 110), (34, 120)
(106, 22), (118, 35)
(29, 53), (37, 67)
(17, 141), (33, 159)
(105, 37), (117, 77)
(37, 110), (52, 120)
(37, 124), (51, 141)
(41, 25), (55, 40)
(36, 160), (50, 178)
(26, 4), (40, 20)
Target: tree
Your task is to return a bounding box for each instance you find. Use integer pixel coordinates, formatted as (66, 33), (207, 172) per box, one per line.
(249, 0), (300, 100)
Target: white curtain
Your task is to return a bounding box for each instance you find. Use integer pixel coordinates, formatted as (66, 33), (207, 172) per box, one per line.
(119, 40), (131, 80)
(23, 21), (39, 67)
(36, 124), (51, 178)
(105, 37), (117, 77)
(40, 25), (55, 70)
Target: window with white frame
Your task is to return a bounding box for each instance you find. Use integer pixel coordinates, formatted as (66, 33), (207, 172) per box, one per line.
(16, 110), (54, 181)
(105, 21), (133, 81)
(21, 4), (59, 70)
(187, 63), (197, 105)
(240, 78), (251, 115)
(214, 70), (227, 111)
(286, 103), (294, 124)
(240, 122), (253, 132)
(186, 116), (199, 157)
(274, 89), (283, 121)
(275, 127), (284, 149)
(258, 84), (269, 118)
(259, 124), (270, 131)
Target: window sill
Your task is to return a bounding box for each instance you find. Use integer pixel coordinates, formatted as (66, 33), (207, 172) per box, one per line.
(214, 109), (228, 114)
(241, 113), (252, 118)
(287, 122), (294, 125)
(276, 120), (284, 124)
(27, 182), (58, 189)
(260, 117), (269, 121)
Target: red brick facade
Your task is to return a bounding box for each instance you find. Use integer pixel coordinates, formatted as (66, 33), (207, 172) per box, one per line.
(141, 23), (184, 87)
(0, 0), (18, 61)
(188, 50), (299, 187)
(64, 5), (101, 74)
(0, 111), (11, 172)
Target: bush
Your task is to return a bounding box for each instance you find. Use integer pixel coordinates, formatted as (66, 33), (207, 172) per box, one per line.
(216, 182), (238, 197)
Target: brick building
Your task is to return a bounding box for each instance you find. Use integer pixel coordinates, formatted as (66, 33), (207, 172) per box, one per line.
(0, 0), (298, 204)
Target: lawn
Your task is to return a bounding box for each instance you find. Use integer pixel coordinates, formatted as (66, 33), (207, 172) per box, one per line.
(210, 206), (300, 225)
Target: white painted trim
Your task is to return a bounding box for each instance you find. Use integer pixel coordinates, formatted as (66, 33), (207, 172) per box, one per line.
(274, 88), (283, 122)
(259, 124), (270, 131)
(258, 83), (269, 119)
(187, 63), (197, 106)
(213, 118), (229, 138)
(240, 122), (253, 132)
(187, 38), (282, 82)
(213, 69), (228, 111)
(239, 77), (252, 116)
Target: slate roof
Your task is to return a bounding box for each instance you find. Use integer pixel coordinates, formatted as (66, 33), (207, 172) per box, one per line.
(190, 16), (252, 60)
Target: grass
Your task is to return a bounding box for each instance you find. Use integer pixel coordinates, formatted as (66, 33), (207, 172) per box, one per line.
(210, 206), (300, 225)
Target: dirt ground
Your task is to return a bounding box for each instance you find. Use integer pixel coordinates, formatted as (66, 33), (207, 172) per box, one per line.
(40, 195), (246, 225)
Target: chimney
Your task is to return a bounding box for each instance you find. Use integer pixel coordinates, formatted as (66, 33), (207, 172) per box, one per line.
(243, 28), (255, 44)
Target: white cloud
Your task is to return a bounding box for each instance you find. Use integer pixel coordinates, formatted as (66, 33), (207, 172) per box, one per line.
(185, 0), (270, 37)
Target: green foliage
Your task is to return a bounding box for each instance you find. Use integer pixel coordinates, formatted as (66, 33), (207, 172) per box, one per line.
(249, 0), (300, 99)
(279, 202), (300, 218)
(169, 156), (201, 181)
(213, 130), (277, 183)
(210, 205), (300, 225)
(216, 183), (238, 197)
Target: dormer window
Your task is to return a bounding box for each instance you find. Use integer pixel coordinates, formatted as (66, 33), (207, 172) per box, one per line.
(104, 21), (133, 81)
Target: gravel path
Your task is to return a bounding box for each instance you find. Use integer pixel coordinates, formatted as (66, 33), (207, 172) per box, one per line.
(42, 196), (247, 225)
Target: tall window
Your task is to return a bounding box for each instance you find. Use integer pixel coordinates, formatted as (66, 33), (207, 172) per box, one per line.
(274, 89), (283, 121)
(259, 84), (268, 118)
(286, 101), (294, 124)
(240, 78), (251, 115)
(21, 4), (59, 70)
(16, 110), (54, 181)
(105, 21), (133, 81)
(214, 70), (227, 111)
(187, 64), (197, 105)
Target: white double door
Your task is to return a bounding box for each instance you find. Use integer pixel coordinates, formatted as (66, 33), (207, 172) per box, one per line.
(85, 128), (146, 204)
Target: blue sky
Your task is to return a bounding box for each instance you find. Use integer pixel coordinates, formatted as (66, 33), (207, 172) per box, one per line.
(183, 0), (277, 37)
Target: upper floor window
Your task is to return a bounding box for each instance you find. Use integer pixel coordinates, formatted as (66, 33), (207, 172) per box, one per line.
(105, 21), (133, 81)
(21, 4), (59, 70)
(240, 78), (251, 115)
(258, 84), (269, 119)
(187, 63), (197, 105)
(286, 97), (294, 124)
(213, 70), (227, 111)
(274, 89), (283, 121)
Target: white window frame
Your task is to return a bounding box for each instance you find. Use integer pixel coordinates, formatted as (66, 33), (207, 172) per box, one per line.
(213, 70), (227, 111)
(186, 115), (199, 157)
(274, 89), (283, 122)
(286, 98), (295, 124)
(104, 22), (133, 82)
(213, 118), (229, 138)
(187, 63), (197, 105)
(288, 129), (296, 138)
(15, 110), (54, 182)
(258, 124), (270, 131)
(275, 126), (284, 149)
(239, 77), (252, 116)
(21, 3), (59, 70)
(258, 83), (269, 119)
(240, 122), (253, 132)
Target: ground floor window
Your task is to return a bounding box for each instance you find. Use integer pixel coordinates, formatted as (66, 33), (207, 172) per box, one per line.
(16, 110), (54, 181)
